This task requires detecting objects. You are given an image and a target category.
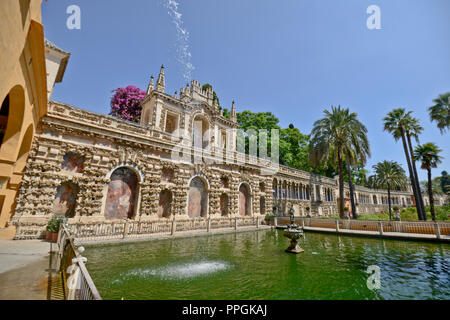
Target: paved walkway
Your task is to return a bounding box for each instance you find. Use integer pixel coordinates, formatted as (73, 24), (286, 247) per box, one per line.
(0, 240), (52, 300)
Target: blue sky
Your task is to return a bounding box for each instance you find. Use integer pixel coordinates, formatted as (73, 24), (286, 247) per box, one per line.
(42, 0), (450, 181)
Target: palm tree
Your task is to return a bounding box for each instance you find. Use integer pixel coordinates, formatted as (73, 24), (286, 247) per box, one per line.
(344, 155), (358, 218)
(428, 92), (450, 134)
(371, 161), (407, 220)
(383, 109), (425, 220)
(413, 143), (443, 221)
(309, 105), (370, 218)
(344, 131), (371, 219)
(403, 116), (427, 220)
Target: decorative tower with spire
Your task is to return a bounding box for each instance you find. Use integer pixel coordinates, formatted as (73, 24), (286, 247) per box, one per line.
(231, 100), (237, 122)
(155, 65), (165, 92)
(146, 75), (154, 95)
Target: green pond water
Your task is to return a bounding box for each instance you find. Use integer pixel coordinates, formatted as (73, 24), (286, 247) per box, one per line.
(83, 229), (450, 300)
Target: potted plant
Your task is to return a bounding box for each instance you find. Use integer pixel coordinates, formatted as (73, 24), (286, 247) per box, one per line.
(46, 215), (63, 243)
(265, 214), (275, 226)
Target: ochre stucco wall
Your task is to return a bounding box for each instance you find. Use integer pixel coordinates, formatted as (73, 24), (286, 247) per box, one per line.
(0, 0), (47, 227)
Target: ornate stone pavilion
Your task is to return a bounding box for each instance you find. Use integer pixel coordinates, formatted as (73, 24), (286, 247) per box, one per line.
(10, 66), (446, 239)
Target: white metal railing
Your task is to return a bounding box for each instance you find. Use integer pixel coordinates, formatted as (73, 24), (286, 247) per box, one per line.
(276, 217), (450, 239)
(56, 223), (102, 300)
(67, 216), (263, 242)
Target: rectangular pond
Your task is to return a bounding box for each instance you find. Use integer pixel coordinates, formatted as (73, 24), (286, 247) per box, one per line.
(83, 229), (450, 300)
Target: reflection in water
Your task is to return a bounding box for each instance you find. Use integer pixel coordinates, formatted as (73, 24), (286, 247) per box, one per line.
(84, 230), (450, 300)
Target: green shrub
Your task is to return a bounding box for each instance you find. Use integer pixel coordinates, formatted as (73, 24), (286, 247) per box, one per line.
(265, 214), (275, 221)
(357, 212), (390, 221)
(400, 209), (418, 221)
(392, 205), (399, 211)
(435, 209), (448, 221)
(46, 215), (63, 233)
(399, 205), (449, 221)
(429, 205), (449, 221)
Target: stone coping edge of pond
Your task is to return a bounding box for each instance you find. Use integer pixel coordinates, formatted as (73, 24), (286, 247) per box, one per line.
(75, 226), (272, 246)
(301, 226), (450, 243)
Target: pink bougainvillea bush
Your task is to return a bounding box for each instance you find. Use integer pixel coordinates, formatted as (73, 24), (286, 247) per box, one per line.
(109, 86), (146, 123)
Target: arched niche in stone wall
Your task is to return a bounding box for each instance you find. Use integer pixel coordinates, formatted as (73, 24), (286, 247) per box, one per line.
(239, 183), (251, 216)
(104, 167), (139, 220)
(52, 182), (79, 218)
(260, 196), (266, 215)
(220, 193), (229, 216)
(187, 176), (208, 218)
(158, 189), (172, 218)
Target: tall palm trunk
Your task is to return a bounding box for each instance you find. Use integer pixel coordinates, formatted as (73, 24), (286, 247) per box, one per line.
(338, 149), (345, 218)
(406, 131), (426, 220)
(345, 159), (357, 219)
(427, 168), (436, 221)
(387, 182), (392, 220)
(400, 128), (424, 220)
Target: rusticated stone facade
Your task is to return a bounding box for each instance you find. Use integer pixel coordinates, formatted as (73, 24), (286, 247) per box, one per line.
(10, 67), (447, 239)
(11, 73), (276, 239)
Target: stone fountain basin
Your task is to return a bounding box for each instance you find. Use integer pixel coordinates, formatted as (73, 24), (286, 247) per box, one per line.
(284, 229), (303, 240)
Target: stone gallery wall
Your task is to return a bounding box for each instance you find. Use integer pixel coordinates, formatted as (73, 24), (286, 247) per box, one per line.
(11, 103), (274, 239)
(10, 101), (431, 239)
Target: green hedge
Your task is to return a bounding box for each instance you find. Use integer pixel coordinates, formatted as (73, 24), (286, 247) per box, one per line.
(356, 204), (449, 221)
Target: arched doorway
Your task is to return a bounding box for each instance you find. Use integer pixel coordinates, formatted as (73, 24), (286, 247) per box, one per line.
(158, 189), (172, 218)
(239, 183), (251, 216)
(220, 193), (229, 216)
(188, 176), (208, 217)
(0, 85), (25, 161)
(52, 182), (79, 218)
(104, 167), (139, 220)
